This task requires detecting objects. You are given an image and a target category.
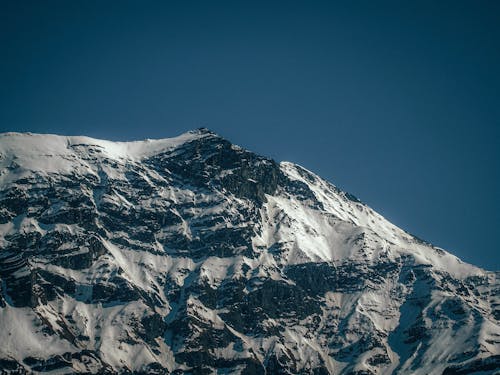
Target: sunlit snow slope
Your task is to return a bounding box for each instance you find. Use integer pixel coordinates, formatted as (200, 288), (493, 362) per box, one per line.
(0, 129), (498, 374)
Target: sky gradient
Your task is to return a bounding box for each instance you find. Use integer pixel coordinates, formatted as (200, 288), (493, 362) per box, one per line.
(1, 1), (499, 270)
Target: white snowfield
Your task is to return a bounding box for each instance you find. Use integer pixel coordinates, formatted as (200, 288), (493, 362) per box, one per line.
(0, 130), (498, 374)
(0, 131), (208, 185)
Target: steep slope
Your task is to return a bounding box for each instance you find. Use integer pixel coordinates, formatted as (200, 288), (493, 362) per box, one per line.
(0, 129), (498, 374)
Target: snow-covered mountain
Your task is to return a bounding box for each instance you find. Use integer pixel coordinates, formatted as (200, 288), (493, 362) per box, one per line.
(0, 129), (498, 374)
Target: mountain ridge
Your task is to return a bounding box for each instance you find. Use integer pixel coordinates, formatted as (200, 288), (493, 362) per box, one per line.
(0, 130), (498, 374)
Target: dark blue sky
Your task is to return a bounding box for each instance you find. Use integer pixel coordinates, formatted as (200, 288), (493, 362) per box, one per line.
(1, 1), (499, 270)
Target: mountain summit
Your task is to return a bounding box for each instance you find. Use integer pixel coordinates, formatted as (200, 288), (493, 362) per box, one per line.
(0, 130), (498, 374)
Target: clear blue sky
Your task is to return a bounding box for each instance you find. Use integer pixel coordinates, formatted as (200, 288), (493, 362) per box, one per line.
(1, 1), (499, 270)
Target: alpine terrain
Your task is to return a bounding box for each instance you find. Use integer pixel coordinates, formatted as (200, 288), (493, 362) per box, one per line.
(0, 129), (498, 375)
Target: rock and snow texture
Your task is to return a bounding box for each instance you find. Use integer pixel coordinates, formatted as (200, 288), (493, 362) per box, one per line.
(0, 129), (498, 374)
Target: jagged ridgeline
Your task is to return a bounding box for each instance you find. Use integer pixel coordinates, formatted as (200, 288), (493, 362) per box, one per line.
(0, 129), (498, 374)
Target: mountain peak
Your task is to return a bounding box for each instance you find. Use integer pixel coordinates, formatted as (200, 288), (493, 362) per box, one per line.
(0, 131), (498, 374)
(189, 126), (218, 136)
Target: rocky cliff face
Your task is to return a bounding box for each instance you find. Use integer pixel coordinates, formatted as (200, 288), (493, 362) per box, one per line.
(0, 129), (498, 374)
